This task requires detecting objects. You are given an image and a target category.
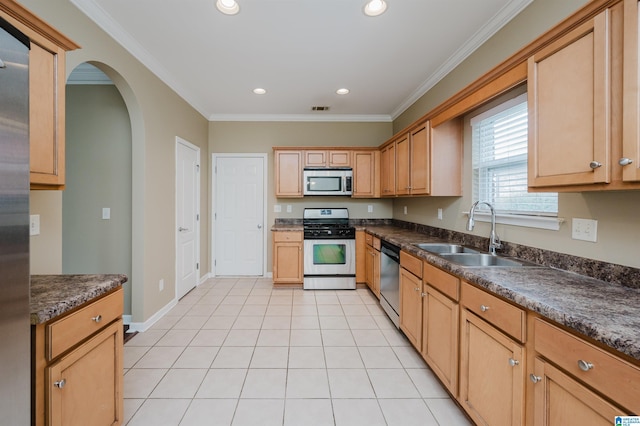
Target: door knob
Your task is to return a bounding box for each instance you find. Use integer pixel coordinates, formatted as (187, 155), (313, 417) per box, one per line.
(178, 227), (189, 232)
(257, 224), (262, 229)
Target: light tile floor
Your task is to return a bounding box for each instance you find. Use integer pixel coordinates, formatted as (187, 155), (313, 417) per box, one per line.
(123, 277), (473, 426)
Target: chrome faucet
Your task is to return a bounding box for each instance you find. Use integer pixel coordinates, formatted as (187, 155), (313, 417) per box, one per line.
(467, 201), (502, 255)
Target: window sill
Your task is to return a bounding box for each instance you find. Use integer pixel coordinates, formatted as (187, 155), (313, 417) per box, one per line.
(463, 211), (564, 231)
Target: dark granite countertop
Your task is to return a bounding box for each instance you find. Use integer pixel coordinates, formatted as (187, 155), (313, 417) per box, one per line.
(363, 225), (640, 361)
(271, 224), (303, 231)
(31, 274), (128, 325)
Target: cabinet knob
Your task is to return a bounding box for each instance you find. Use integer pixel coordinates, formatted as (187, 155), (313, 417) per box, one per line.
(414, 287), (420, 292)
(54, 379), (66, 389)
(421, 292), (426, 297)
(92, 314), (102, 323)
(619, 157), (634, 166)
(509, 358), (519, 367)
(480, 305), (490, 312)
(578, 359), (594, 371)
(529, 374), (542, 384)
(589, 161), (602, 169)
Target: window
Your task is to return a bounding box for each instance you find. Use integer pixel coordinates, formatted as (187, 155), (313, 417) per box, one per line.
(471, 93), (558, 220)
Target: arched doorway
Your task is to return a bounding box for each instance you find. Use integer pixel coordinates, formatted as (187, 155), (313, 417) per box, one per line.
(64, 62), (134, 317)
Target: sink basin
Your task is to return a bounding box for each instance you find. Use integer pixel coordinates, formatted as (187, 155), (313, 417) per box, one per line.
(438, 253), (536, 267)
(414, 243), (480, 254)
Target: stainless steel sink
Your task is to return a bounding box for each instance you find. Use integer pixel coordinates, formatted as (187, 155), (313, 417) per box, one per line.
(438, 253), (536, 267)
(414, 243), (480, 254)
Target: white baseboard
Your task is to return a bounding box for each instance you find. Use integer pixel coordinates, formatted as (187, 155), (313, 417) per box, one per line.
(126, 298), (178, 333)
(199, 272), (212, 284)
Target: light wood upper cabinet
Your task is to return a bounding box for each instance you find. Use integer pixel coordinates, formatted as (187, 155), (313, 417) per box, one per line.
(274, 150), (303, 198)
(304, 150), (351, 167)
(622, 0), (640, 182)
(0, 2), (79, 190)
(380, 141), (396, 196)
(381, 118), (462, 197)
(352, 150), (380, 198)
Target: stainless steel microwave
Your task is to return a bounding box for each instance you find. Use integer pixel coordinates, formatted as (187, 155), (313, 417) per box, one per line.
(303, 168), (353, 196)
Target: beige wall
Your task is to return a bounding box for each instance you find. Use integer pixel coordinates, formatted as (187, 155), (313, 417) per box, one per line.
(209, 121), (393, 270)
(23, 0), (210, 323)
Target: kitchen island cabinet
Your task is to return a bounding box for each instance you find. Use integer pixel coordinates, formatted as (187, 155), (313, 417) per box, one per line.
(31, 274), (126, 426)
(0, 1), (79, 190)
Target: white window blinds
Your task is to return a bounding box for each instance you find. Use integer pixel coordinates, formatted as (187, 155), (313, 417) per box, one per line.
(471, 93), (557, 215)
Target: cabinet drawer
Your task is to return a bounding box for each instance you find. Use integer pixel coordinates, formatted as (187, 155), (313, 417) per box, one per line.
(273, 231), (302, 242)
(47, 288), (123, 360)
(534, 318), (640, 413)
(400, 251), (422, 279)
(461, 281), (525, 342)
(423, 262), (459, 301)
(365, 233), (373, 246)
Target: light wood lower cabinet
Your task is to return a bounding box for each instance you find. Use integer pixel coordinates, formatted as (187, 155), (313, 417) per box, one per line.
(33, 287), (123, 426)
(399, 266), (422, 349)
(363, 233), (380, 297)
(531, 357), (626, 426)
(48, 320), (123, 426)
(459, 309), (525, 426)
(272, 231), (303, 284)
(422, 284), (459, 395)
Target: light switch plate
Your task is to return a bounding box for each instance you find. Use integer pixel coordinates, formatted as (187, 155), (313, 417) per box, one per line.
(437, 208), (443, 220)
(368, 205), (373, 213)
(30, 214), (40, 236)
(274, 204), (282, 213)
(102, 207), (111, 220)
(572, 218), (598, 242)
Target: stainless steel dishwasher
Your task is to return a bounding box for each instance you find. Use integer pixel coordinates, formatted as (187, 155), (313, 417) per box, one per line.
(379, 240), (400, 328)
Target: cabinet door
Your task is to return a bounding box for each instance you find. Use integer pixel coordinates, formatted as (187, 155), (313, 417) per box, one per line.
(273, 242), (303, 283)
(622, 0), (640, 182)
(528, 10), (611, 187)
(371, 249), (380, 298)
(47, 319), (123, 426)
(355, 230), (366, 284)
(30, 41), (65, 188)
(329, 150), (351, 167)
(399, 268), (422, 348)
(304, 150), (327, 167)
(531, 357), (627, 426)
(395, 133), (410, 195)
(422, 285), (459, 395)
(352, 150), (379, 198)
(460, 309), (525, 426)
(380, 143), (396, 196)
(409, 124), (430, 195)
(275, 150), (303, 197)
(365, 245), (374, 290)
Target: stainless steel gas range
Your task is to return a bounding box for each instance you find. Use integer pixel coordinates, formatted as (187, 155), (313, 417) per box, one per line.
(302, 208), (356, 290)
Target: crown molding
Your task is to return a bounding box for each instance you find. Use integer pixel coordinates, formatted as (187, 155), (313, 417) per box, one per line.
(208, 114), (393, 123)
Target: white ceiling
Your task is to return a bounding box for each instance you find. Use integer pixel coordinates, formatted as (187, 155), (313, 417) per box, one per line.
(69, 0), (533, 122)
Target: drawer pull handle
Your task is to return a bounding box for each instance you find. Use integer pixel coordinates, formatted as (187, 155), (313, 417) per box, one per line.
(54, 379), (66, 389)
(480, 305), (490, 312)
(509, 358), (519, 367)
(578, 360), (594, 371)
(530, 374), (542, 384)
(92, 314), (102, 323)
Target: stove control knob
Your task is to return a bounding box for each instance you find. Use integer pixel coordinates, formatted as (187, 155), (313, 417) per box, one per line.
(328, 230), (332, 235)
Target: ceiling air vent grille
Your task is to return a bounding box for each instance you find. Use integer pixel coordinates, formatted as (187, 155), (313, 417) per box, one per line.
(311, 106), (330, 111)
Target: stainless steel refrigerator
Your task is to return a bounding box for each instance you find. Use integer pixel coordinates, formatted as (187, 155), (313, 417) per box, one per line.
(0, 16), (31, 425)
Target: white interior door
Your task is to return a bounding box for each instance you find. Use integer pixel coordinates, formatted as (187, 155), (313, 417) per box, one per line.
(214, 155), (265, 276)
(176, 138), (200, 299)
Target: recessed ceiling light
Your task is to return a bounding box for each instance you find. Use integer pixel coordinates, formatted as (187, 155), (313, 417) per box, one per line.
(216, 0), (239, 15)
(253, 88), (266, 95)
(336, 88), (350, 95)
(364, 0), (387, 17)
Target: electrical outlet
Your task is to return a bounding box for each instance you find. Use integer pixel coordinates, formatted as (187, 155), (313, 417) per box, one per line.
(159, 279), (164, 291)
(102, 207), (111, 220)
(437, 208), (443, 220)
(368, 205), (373, 213)
(403, 206), (408, 215)
(572, 218), (598, 242)
(286, 205), (292, 213)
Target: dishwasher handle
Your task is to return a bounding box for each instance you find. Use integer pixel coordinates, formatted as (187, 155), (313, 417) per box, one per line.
(380, 241), (400, 263)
